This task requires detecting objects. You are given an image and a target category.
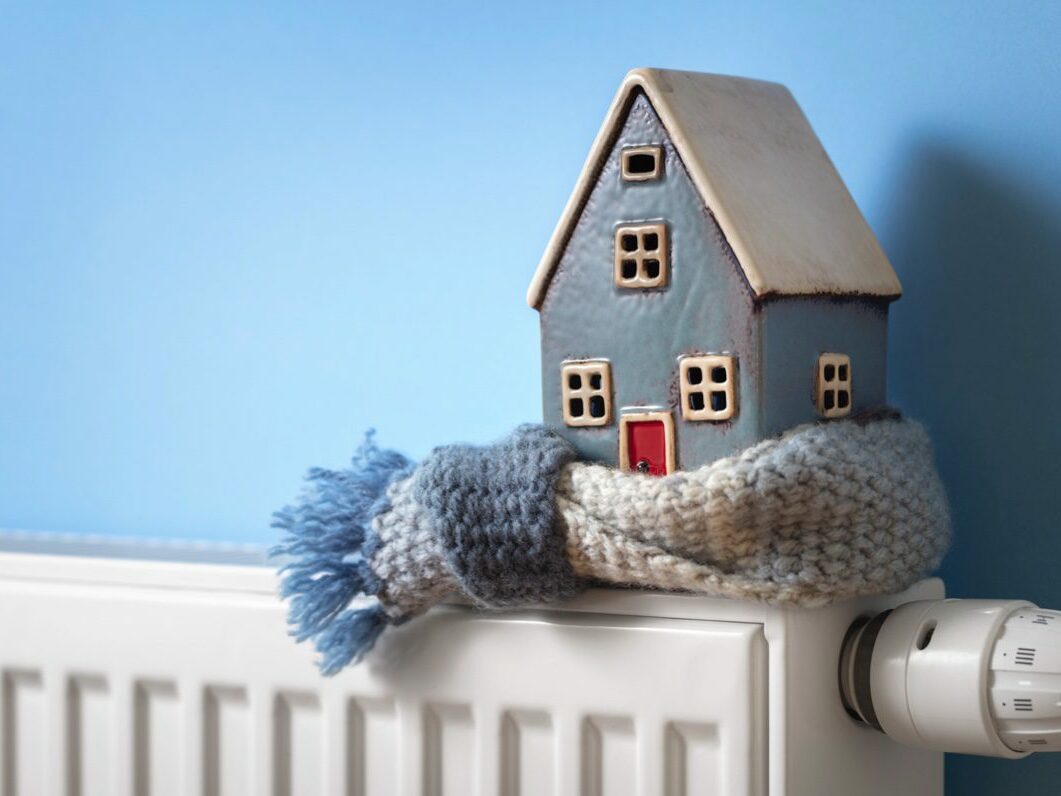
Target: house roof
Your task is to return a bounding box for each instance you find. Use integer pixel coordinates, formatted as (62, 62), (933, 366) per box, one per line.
(528, 68), (902, 308)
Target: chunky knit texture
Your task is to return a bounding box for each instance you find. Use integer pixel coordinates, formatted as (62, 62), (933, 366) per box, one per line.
(556, 415), (949, 605)
(275, 415), (951, 672)
(412, 424), (580, 607)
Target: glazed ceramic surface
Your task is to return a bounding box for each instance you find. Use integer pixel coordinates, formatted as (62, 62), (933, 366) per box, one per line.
(538, 92), (889, 469)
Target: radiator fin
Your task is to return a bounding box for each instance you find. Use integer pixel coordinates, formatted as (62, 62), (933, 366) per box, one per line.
(582, 715), (636, 796)
(1, 670), (45, 796)
(134, 680), (180, 796)
(665, 721), (720, 796)
(423, 703), (474, 796)
(348, 697), (398, 796)
(204, 686), (249, 796)
(69, 675), (111, 796)
(273, 692), (323, 796)
(501, 709), (555, 795)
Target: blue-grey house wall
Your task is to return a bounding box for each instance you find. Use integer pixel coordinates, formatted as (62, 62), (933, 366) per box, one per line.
(760, 298), (889, 436)
(539, 93), (762, 468)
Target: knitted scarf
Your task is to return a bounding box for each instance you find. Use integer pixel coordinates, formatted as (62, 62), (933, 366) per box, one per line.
(273, 414), (950, 674)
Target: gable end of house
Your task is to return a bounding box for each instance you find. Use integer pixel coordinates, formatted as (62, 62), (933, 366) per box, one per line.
(528, 68), (902, 310)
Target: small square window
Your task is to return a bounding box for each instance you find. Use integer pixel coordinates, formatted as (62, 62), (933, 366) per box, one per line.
(679, 355), (736, 422)
(561, 360), (613, 427)
(621, 146), (663, 182)
(614, 223), (668, 289)
(817, 353), (852, 418)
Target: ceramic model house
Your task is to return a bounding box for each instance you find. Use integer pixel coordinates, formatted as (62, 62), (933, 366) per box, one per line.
(530, 68), (903, 474)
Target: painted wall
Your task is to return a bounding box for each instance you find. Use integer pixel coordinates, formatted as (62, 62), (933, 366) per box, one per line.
(2, 4), (1060, 790)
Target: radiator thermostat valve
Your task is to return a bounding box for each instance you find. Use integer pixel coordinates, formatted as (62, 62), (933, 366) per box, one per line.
(839, 599), (1061, 757)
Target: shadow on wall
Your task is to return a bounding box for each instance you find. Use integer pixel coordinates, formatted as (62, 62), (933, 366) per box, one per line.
(880, 141), (1061, 793)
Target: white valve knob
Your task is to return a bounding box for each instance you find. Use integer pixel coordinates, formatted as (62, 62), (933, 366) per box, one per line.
(840, 599), (1061, 758)
(988, 607), (1061, 752)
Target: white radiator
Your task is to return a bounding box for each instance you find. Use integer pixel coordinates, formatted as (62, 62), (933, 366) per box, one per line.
(0, 548), (943, 795)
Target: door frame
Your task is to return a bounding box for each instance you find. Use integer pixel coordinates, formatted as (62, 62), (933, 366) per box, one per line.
(618, 410), (676, 475)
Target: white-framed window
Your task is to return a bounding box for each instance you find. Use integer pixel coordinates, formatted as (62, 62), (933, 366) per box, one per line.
(561, 359), (613, 427)
(621, 145), (663, 182)
(614, 223), (668, 289)
(817, 353), (852, 418)
(679, 354), (736, 421)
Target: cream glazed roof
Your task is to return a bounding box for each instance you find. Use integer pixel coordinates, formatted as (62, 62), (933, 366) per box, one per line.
(528, 68), (902, 308)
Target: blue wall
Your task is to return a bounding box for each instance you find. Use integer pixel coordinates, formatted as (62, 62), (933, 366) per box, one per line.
(2, 4), (1060, 789)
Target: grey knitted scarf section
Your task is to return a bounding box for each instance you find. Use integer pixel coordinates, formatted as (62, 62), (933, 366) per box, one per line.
(274, 414), (951, 672)
(411, 425), (581, 607)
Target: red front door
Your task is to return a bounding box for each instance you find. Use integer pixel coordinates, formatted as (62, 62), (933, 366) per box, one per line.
(625, 419), (669, 476)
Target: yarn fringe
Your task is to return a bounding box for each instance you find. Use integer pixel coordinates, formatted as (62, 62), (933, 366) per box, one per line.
(315, 603), (390, 676)
(271, 432), (412, 674)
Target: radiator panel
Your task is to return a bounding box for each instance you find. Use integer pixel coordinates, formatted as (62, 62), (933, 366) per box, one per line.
(0, 556), (765, 796)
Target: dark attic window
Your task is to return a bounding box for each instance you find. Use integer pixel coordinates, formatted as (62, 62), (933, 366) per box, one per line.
(621, 146), (663, 182)
(627, 153), (656, 173)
